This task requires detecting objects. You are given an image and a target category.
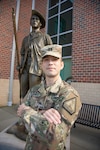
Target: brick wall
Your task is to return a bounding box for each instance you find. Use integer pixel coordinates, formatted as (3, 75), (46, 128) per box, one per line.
(0, 0), (16, 79)
(0, 0), (32, 80)
(72, 0), (100, 83)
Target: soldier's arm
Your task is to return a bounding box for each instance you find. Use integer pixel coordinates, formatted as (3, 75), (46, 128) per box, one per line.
(17, 88), (34, 117)
(60, 88), (82, 127)
(43, 88), (81, 126)
(17, 103), (32, 117)
(42, 87), (82, 137)
(43, 108), (61, 125)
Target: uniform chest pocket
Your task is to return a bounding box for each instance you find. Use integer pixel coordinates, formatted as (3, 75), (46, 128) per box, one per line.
(29, 96), (54, 110)
(50, 95), (64, 110)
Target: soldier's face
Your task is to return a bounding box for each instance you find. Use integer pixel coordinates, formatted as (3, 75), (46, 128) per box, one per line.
(30, 15), (41, 28)
(41, 56), (64, 78)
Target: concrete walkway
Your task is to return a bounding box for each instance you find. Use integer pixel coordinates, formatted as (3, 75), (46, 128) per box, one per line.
(0, 105), (100, 150)
(71, 124), (100, 150)
(0, 105), (18, 131)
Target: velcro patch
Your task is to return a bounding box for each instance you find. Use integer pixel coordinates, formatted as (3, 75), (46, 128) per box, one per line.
(62, 97), (76, 115)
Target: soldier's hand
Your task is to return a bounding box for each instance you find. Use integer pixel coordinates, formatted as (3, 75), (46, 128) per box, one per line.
(17, 103), (31, 117)
(43, 108), (61, 125)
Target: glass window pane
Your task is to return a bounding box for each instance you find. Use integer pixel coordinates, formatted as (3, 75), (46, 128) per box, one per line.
(48, 17), (58, 36)
(49, 6), (58, 17)
(61, 0), (73, 3)
(61, 0), (72, 11)
(51, 37), (57, 44)
(59, 32), (72, 45)
(60, 10), (72, 33)
(49, 0), (59, 7)
(62, 46), (72, 57)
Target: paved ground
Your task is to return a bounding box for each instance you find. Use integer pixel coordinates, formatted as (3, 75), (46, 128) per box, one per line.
(71, 124), (100, 150)
(0, 105), (18, 131)
(0, 105), (100, 150)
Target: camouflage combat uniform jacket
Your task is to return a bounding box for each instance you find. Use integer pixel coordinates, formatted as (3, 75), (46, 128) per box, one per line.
(22, 77), (81, 150)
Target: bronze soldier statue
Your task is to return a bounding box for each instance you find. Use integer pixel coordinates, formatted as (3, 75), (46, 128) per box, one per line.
(7, 10), (52, 140)
(17, 44), (82, 150)
(17, 10), (52, 101)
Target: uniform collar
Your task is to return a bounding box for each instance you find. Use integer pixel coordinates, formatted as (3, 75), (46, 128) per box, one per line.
(38, 77), (63, 94)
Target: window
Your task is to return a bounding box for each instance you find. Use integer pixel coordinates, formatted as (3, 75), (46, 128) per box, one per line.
(48, 16), (58, 36)
(60, 10), (72, 33)
(47, 0), (73, 58)
(49, 0), (59, 7)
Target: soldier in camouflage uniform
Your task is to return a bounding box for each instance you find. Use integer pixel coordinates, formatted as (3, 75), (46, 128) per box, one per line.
(17, 44), (82, 150)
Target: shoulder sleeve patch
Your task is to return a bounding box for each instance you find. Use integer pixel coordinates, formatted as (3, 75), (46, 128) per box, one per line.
(62, 97), (76, 115)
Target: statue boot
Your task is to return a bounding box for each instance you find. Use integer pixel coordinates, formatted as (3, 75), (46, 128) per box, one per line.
(6, 122), (27, 141)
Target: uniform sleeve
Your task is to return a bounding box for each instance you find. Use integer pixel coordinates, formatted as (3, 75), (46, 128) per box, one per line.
(22, 89), (32, 106)
(60, 88), (82, 127)
(21, 104), (47, 134)
(20, 89), (37, 131)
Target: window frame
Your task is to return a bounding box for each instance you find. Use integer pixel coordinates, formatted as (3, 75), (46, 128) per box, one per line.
(46, 0), (73, 59)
